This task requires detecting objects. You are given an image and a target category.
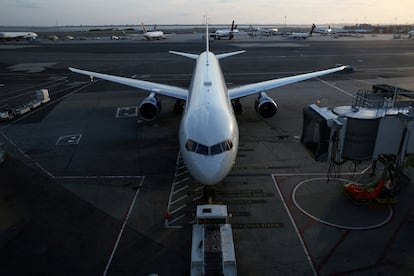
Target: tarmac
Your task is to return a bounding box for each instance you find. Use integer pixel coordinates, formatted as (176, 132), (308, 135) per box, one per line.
(1, 32), (414, 275)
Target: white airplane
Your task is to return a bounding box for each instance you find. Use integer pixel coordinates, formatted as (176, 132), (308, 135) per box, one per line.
(288, 24), (316, 39)
(214, 20), (239, 39)
(313, 25), (333, 35)
(0, 31), (38, 40)
(69, 22), (348, 186)
(247, 25), (279, 37)
(141, 23), (165, 40)
(408, 30), (414, 38)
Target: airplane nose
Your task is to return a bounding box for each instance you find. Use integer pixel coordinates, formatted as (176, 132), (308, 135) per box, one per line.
(190, 155), (232, 185)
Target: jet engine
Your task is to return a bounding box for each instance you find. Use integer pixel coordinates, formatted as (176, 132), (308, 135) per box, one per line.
(138, 92), (161, 121)
(255, 92), (278, 118)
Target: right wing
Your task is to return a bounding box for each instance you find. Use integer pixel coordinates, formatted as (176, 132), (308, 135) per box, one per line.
(229, 65), (348, 100)
(68, 67), (188, 100)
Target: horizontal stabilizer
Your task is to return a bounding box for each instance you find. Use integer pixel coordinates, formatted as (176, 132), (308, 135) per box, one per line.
(216, 50), (246, 60)
(169, 51), (198, 59)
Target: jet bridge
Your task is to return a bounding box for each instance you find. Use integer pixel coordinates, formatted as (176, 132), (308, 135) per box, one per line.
(301, 85), (414, 190)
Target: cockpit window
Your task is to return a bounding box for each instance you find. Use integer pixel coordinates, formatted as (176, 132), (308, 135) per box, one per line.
(210, 143), (223, 155)
(224, 139), (233, 151)
(196, 144), (209, 155)
(185, 138), (233, 156)
(185, 139), (197, 151)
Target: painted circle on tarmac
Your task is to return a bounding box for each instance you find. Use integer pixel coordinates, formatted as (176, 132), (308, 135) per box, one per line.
(292, 177), (393, 230)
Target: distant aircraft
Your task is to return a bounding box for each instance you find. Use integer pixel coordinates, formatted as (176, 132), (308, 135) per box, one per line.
(69, 21), (348, 186)
(408, 30), (414, 38)
(141, 23), (165, 40)
(313, 25), (333, 35)
(288, 24), (316, 39)
(247, 25), (279, 37)
(214, 20), (239, 39)
(0, 31), (38, 41)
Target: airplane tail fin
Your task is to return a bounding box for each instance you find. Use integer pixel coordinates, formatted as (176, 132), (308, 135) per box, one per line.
(169, 14), (209, 60)
(141, 22), (147, 33)
(310, 24), (316, 35)
(169, 16), (245, 61)
(206, 15), (210, 54)
(229, 20), (236, 39)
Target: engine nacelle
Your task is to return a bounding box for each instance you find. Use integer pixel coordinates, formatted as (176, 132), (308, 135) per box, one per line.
(138, 93), (161, 121)
(255, 92), (278, 118)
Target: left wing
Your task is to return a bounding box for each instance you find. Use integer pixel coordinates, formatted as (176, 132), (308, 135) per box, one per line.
(68, 67), (188, 100)
(229, 65), (348, 100)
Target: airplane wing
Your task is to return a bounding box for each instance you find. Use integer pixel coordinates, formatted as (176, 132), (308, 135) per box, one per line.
(228, 65), (348, 100)
(68, 67), (188, 100)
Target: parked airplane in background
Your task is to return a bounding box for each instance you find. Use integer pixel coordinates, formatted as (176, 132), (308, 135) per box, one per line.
(314, 25), (333, 35)
(141, 23), (165, 40)
(69, 21), (348, 186)
(214, 20), (239, 39)
(288, 24), (316, 39)
(408, 30), (414, 38)
(247, 25), (279, 37)
(0, 31), (38, 40)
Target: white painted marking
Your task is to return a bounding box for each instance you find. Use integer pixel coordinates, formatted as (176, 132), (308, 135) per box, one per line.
(169, 204), (187, 215)
(0, 131), (55, 179)
(317, 78), (356, 98)
(116, 106), (138, 118)
(172, 185), (189, 195)
(170, 194), (188, 206)
(103, 177), (144, 276)
(272, 177), (318, 276)
(55, 175), (143, 179)
(194, 186), (204, 192)
(291, 177), (393, 230)
(166, 214), (186, 225)
(192, 195), (203, 202)
(56, 134), (82, 145)
(272, 165), (371, 177)
(174, 170), (188, 177)
(173, 176), (191, 185)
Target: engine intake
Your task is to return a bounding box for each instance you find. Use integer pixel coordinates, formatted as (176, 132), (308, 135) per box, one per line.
(138, 93), (161, 121)
(255, 92), (278, 118)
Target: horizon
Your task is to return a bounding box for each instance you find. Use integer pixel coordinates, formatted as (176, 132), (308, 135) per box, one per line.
(1, 0), (413, 27)
(1, 22), (413, 29)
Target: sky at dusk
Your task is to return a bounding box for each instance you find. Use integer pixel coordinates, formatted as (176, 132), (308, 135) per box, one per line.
(1, 0), (413, 26)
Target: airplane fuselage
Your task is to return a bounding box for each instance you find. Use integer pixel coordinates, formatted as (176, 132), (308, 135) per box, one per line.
(0, 31), (38, 40)
(143, 31), (165, 40)
(214, 29), (239, 39)
(179, 52), (239, 185)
